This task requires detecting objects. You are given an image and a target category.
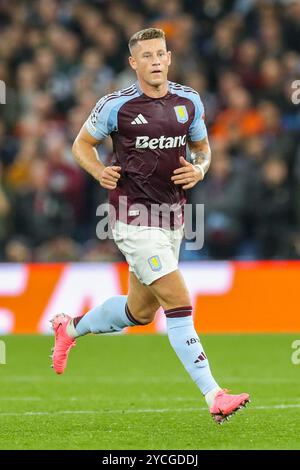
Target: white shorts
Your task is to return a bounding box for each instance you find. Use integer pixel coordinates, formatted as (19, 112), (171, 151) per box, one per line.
(112, 221), (184, 285)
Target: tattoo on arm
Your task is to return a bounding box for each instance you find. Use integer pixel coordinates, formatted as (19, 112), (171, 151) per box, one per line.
(191, 150), (211, 175)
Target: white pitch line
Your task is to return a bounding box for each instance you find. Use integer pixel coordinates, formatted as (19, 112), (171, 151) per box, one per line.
(0, 397), (78, 401)
(0, 397), (42, 401)
(0, 396), (200, 403)
(0, 404), (299, 417)
(0, 376), (187, 384)
(1, 376), (298, 385)
(254, 404), (300, 410)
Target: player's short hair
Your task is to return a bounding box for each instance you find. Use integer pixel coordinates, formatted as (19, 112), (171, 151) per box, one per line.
(128, 28), (166, 54)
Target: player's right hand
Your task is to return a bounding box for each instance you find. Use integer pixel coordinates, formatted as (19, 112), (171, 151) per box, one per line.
(99, 166), (121, 189)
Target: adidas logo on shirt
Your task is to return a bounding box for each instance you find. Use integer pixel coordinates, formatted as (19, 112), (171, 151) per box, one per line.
(131, 114), (148, 125)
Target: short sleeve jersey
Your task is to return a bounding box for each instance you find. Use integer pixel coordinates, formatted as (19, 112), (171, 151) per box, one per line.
(86, 81), (207, 227)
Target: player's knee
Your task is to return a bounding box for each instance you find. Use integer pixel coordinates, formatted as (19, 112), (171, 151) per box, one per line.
(133, 305), (157, 325)
(157, 287), (191, 310)
(149, 273), (191, 309)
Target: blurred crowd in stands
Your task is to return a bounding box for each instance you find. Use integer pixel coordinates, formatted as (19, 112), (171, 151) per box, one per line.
(0, 0), (300, 261)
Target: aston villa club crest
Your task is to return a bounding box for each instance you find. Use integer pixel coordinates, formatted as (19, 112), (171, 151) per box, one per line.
(148, 255), (162, 272)
(174, 105), (188, 123)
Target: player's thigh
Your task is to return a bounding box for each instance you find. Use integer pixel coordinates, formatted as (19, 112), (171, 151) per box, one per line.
(127, 272), (161, 324)
(147, 269), (191, 310)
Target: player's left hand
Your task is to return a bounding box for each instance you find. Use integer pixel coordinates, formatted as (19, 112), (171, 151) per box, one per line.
(171, 156), (204, 190)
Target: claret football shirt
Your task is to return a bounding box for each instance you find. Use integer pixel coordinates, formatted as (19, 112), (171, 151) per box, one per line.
(86, 81), (207, 228)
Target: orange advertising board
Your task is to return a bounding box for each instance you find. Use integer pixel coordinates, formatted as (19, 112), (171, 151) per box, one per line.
(0, 261), (299, 334)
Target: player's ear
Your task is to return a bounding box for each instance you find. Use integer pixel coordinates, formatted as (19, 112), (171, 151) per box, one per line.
(129, 55), (137, 71)
(167, 50), (171, 66)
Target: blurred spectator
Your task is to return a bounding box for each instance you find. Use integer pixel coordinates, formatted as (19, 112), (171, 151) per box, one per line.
(253, 156), (294, 259)
(4, 237), (33, 263)
(0, 162), (11, 253)
(190, 143), (247, 259)
(80, 239), (124, 262)
(35, 236), (81, 262)
(45, 133), (86, 223)
(13, 158), (75, 245)
(211, 87), (265, 145)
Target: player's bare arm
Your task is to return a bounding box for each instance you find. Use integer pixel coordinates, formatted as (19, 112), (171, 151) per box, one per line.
(72, 125), (121, 189)
(171, 136), (211, 190)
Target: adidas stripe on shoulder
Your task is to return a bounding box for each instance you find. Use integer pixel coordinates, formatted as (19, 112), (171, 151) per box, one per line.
(169, 81), (198, 95)
(90, 84), (137, 127)
(86, 84), (139, 140)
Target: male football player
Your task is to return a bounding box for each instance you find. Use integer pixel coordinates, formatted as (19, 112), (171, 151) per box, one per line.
(51, 28), (249, 424)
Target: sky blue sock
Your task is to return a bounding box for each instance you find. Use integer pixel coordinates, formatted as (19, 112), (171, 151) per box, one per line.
(165, 306), (219, 395)
(72, 295), (141, 336)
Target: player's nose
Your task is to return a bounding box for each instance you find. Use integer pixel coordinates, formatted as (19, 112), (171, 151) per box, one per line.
(152, 55), (161, 65)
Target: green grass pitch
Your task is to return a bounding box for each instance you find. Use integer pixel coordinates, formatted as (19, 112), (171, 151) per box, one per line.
(0, 333), (299, 450)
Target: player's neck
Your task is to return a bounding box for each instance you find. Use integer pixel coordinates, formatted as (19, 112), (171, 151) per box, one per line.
(138, 80), (169, 98)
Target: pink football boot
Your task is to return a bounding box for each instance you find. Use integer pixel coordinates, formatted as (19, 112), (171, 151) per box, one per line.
(50, 313), (76, 374)
(210, 389), (250, 424)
